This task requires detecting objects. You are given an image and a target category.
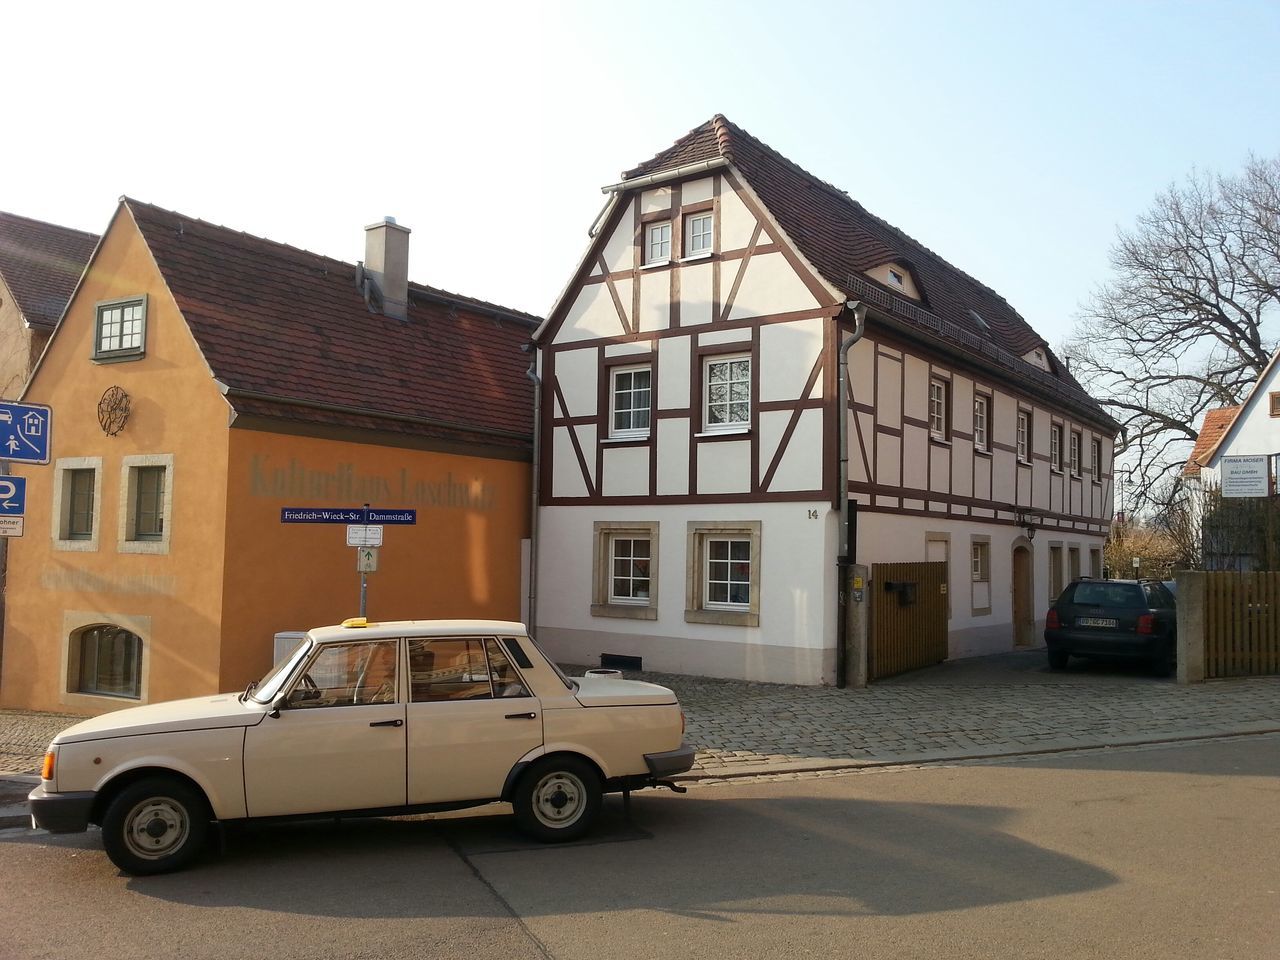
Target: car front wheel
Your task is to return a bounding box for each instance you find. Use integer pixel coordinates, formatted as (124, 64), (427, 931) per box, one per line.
(513, 756), (601, 843)
(101, 776), (210, 876)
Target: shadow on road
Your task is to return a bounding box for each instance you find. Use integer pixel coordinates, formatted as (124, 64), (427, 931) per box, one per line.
(1, 791), (1119, 919)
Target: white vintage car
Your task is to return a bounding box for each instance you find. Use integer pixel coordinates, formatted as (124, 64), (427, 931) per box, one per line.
(29, 618), (694, 875)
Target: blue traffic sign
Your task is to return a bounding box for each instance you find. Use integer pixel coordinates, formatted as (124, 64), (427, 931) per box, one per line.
(0, 476), (25, 515)
(281, 507), (417, 525)
(0, 402), (51, 465)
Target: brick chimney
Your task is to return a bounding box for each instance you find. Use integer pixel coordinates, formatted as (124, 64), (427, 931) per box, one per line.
(364, 217), (411, 321)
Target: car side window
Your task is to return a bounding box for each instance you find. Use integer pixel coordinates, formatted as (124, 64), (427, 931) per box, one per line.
(485, 638), (530, 698)
(409, 638), (492, 702)
(287, 640), (399, 708)
(1143, 583), (1174, 608)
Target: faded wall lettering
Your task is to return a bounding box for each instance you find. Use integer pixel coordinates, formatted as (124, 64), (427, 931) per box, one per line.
(249, 456), (497, 511)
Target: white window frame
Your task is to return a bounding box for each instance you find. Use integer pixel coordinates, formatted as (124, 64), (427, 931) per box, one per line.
(702, 353), (751, 434)
(973, 394), (990, 452)
(591, 521), (658, 620)
(52, 456), (103, 552)
(609, 536), (653, 605)
(118, 453), (174, 555)
(644, 221), (672, 265)
(1016, 410), (1031, 463)
(1070, 430), (1082, 477)
(684, 211), (714, 257)
(971, 541), (990, 582)
(888, 268), (905, 288)
(1050, 424), (1063, 472)
(685, 520), (761, 627)
(928, 378), (948, 439)
(94, 295), (148, 361)
(609, 364), (652, 439)
(1090, 437), (1103, 483)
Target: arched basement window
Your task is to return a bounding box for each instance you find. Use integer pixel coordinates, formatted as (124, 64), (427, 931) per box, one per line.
(75, 625), (142, 699)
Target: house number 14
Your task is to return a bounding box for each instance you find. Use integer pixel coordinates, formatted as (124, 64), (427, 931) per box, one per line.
(807, 509), (819, 519)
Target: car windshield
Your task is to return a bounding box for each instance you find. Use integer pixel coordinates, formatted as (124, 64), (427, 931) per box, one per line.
(524, 632), (576, 691)
(249, 637), (313, 703)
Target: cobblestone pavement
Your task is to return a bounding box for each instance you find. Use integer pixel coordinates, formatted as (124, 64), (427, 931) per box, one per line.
(644, 651), (1280, 776)
(0, 709), (80, 775)
(2, 652), (1278, 780)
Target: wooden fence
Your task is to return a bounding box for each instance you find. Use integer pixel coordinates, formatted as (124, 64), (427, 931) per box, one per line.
(1203, 571), (1280, 678)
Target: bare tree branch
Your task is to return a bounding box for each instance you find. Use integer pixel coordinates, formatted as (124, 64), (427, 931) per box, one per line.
(1065, 156), (1280, 513)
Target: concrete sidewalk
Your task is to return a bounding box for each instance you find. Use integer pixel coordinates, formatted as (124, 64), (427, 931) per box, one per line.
(4, 651), (1279, 826)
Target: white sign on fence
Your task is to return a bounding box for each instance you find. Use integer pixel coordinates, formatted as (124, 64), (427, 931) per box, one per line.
(1221, 455), (1270, 498)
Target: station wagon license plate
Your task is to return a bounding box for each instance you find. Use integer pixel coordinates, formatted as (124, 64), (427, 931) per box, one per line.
(1077, 617), (1118, 628)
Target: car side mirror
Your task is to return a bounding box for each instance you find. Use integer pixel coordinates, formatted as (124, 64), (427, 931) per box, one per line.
(268, 694), (287, 719)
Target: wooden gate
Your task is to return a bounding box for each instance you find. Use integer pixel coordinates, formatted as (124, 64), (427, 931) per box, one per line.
(869, 561), (948, 680)
(1204, 571), (1280, 678)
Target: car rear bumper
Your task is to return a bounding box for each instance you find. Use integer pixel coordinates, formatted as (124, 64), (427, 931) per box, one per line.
(1045, 630), (1172, 660)
(28, 783), (96, 833)
(644, 742), (696, 777)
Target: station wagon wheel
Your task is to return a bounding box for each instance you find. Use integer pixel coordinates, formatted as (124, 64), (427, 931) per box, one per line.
(101, 776), (210, 876)
(513, 756), (601, 843)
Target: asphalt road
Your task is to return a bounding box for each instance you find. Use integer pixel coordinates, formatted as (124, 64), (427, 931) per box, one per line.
(1, 735), (1278, 960)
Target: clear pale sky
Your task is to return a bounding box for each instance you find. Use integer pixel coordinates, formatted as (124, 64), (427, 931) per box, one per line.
(5, 1), (1279, 350)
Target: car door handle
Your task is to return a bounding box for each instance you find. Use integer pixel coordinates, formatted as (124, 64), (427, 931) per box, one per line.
(369, 719), (404, 727)
(505, 712), (538, 720)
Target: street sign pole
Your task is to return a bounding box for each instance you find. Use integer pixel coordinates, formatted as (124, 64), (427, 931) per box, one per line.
(359, 503), (369, 618)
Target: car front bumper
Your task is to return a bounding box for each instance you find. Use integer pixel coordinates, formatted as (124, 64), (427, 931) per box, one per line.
(644, 742), (697, 777)
(28, 782), (96, 833)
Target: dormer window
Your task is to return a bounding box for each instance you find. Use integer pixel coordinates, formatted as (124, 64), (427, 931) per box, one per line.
(888, 268), (904, 288)
(645, 221), (671, 265)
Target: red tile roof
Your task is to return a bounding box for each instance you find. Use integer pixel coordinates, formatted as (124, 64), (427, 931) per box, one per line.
(1183, 405), (1241, 477)
(625, 116), (1114, 429)
(0, 211), (99, 328)
(125, 200), (538, 449)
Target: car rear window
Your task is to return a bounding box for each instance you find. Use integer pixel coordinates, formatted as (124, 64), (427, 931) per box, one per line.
(1071, 582), (1145, 608)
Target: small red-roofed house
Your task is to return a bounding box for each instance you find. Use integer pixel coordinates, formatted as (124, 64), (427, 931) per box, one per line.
(2, 199), (538, 713)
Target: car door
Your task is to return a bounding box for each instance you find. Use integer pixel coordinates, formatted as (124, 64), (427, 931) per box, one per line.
(406, 636), (543, 805)
(243, 638), (406, 817)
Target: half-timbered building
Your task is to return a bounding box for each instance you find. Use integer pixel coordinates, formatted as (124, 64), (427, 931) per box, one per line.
(531, 116), (1117, 685)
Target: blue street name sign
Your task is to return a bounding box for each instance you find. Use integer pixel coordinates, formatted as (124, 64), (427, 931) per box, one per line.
(0, 476), (26, 516)
(0, 402), (52, 465)
(281, 507), (417, 525)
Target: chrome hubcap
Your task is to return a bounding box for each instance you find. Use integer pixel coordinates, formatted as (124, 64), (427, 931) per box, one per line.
(532, 771), (586, 828)
(123, 797), (189, 860)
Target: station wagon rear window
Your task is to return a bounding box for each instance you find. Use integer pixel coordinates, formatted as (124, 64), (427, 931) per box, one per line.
(1071, 583), (1144, 607)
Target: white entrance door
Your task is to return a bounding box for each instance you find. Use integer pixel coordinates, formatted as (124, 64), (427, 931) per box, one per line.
(243, 638), (406, 817)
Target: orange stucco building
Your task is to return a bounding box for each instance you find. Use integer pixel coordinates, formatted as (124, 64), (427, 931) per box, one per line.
(1, 199), (536, 713)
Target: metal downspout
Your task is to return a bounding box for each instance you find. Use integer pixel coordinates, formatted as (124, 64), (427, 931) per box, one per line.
(524, 350), (542, 634)
(836, 301), (868, 688)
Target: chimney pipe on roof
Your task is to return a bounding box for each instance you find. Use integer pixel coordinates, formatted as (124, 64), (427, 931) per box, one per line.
(364, 217), (411, 321)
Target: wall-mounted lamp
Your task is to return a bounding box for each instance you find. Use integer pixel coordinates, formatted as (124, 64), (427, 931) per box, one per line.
(1016, 510), (1042, 541)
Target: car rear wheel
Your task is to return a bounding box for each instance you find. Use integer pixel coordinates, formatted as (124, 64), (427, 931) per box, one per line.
(101, 776), (209, 876)
(1047, 649), (1069, 670)
(513, 756), (601, 843)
